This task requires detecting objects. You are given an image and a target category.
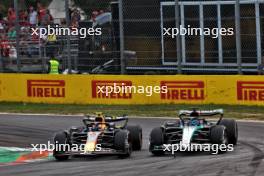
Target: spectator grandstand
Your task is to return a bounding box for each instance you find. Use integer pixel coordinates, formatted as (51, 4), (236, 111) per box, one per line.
(0, 0), (263, 74)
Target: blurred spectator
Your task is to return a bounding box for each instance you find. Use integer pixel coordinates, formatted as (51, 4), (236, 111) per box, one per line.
(9, 44), (17, 59)
(71, 9), (80, 27)
(48, 53), (61, 74)
(71, 9), (81, 21)
(258, 57), (264, 75)
(91, 10), (99, 22)
(7, 26), (16, 41)
(0, 18), (5, 34)
(7, 7), (16, 27)
(0, 34), (10, 57)
(19, 10), (29, 26)
(28, 6), (37, 26)
(91, 10), (105, 22)
(41, 9), (53, 26)
(71, 16), (79, 28)
(19, 27), (31, 57)
(37, 2), (46, 25)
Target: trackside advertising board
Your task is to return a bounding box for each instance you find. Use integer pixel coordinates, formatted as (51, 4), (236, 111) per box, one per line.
(0, 74), (263, 105)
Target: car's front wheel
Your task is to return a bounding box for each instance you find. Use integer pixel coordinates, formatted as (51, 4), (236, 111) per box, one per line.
(149, 127), (165, 156)
(53, 132), (70, 161)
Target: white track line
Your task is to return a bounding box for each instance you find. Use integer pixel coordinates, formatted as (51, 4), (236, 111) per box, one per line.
(0, 147), (31, 152)
(0, 112), (84, 117)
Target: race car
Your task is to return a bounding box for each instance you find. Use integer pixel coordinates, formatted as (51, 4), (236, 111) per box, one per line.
(149, 109), (238, 155)
(53, 113), (142, 160)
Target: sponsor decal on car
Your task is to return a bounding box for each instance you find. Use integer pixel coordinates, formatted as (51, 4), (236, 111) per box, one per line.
(27, 80), (65, 98)
(91, 80), (132, 99)
(84, 132), (101, 153)
(160, 81), (205, 100)
(237, 81), (264, 101)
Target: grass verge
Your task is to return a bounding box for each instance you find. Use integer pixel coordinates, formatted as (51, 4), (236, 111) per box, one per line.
(0, 102), (263, 120)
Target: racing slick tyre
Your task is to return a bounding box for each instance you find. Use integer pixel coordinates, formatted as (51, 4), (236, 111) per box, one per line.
(53, 132), (70, 161)
(127, 125), (142, 151)
(210, 125), (228, 144)
(114, 130), (132, 158)
(149, 127), (165, 156)
(219, 119), (238, 145)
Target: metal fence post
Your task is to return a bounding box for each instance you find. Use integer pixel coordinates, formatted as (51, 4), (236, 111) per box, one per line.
(65, 0), (72, 74)
(235, 0), (242, 74)
(119, 0), (125, 74)
(255, 1), (262, 66)
(14, 0), (21, 72)
(39, 28), (45, 73)
(175, 0), (182, 74)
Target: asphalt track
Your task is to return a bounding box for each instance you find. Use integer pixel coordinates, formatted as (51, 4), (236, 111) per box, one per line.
(0, 114), (264, 176)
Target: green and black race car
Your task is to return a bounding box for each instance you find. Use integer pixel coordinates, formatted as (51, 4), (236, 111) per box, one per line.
(149, 109), (238, 155)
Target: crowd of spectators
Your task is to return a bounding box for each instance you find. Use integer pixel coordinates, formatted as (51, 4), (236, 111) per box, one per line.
(0, 2), (54, 60)
(0, 2), (81, 61)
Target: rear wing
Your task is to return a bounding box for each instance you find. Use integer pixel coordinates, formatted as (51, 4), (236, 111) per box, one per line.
(83, 115), (128, 123)
(179, 109), (224, 117)
(179, 109), (224, 124)
(83, 115), (128, 129)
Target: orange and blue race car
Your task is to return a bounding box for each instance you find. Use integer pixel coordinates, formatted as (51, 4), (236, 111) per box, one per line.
(53, 113), (142, 160)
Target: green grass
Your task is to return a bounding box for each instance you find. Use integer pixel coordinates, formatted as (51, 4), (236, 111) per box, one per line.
(0, 102), (263, 120)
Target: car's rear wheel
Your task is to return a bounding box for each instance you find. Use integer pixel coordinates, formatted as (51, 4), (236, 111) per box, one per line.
(53, 132), (70, 161)
(127, 125), (142, 151)
(149, 127), (165, 155)
(210, 125), (229, 154)
(219, 119), (238, 145)
(114, 130), (131, 158)
(210, 125), (227, 144)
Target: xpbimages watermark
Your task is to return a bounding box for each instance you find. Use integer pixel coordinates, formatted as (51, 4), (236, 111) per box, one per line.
(31, 25), (102, 38)
(163, 142), (234, 154)
(31, 141), (103, 154)
(163, 25), (234, 39)
(96, 83), (168, 96)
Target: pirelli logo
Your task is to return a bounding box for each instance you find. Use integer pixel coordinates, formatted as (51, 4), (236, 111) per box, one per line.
(237, 81), (264, 101)
(91, 80), (132, 99)
(160, 81), (205, 100)
(27, 80), (65, 98)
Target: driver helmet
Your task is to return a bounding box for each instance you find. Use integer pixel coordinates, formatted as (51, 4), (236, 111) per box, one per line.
(190, 109), (199, 118)
(95, 115), (106, 130)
